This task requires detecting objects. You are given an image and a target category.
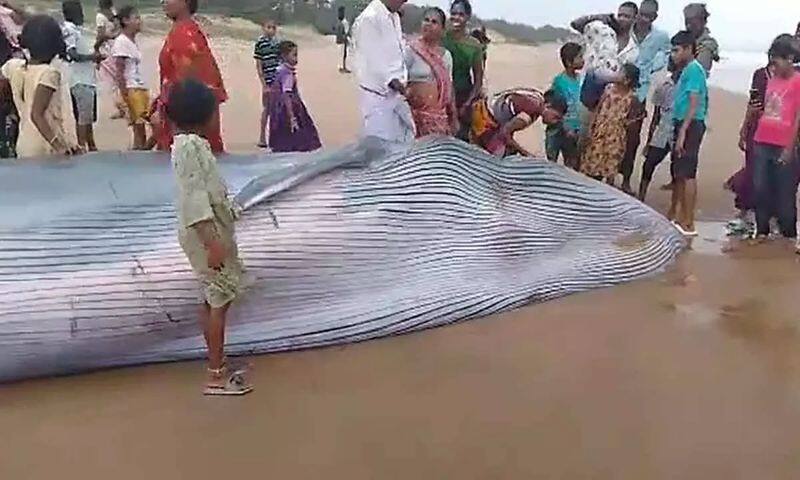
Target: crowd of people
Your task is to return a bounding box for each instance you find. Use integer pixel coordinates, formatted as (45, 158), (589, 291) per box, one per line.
(0, 0), (799, 396)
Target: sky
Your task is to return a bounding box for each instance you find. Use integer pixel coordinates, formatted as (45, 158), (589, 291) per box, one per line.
(411, 0), (800, 52)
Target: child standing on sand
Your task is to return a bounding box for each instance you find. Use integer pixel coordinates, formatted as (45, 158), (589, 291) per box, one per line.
(112, 6), (150, 149)
(2, 15), (80, 157)
(268, 41), (321, 153)
(168, 78), (252, 396)
(546, 42), (584, 169)
(254, 18), (279, 149)
(750, 36), (800, 242)
(62, 0), (102, 152)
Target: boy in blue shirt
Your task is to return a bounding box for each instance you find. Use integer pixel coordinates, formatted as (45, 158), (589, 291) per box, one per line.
(669, 30), (708, 237)
(546, 42), (584, 169)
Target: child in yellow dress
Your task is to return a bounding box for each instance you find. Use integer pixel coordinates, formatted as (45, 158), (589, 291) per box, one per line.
(167, 78), (252, 396)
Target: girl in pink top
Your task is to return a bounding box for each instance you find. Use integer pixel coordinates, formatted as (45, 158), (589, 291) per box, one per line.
(751, 36), (800, 241)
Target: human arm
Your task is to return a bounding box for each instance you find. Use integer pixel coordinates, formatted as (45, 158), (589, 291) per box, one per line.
(676, 93), (698, 157)
(354, 15), (406, 94)
(779, 109), (800, 165)
(0, 1), (27, 25)
(570, 13), (612, 33)
(30, 84), (77, 155)
(500, 112), (535, 156)
(645, 106), (662, 151)
(193, 221), (227, 269)
(739, 70), (766, 151)
(177, 151), (227, 269)
(114, 56), (128, 99)
(255, 59), (266, 89)
(459, 50), (484, 117)
(695, 37), (719, 75)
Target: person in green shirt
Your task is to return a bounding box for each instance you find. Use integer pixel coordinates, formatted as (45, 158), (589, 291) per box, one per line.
(442, 0), (484, 140)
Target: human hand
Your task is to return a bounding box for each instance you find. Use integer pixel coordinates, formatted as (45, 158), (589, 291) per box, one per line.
(675, 130), (687, 158)
(388, 79), (406, 96)
(290, 116), (299, 133)
(778, 147), (794, 165)
(738, 134), (747, 152)
(206, 239), (226, 270)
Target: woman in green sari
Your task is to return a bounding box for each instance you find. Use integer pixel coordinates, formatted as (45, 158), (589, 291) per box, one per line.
(442, 0), (484, 140)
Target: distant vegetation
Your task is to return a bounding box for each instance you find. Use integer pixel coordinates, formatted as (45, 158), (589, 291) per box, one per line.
(44, 0), (573, 45)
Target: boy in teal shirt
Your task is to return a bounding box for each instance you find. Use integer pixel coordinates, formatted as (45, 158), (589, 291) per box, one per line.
(546, 42), (584, 169)
(669, 30), (709, 237)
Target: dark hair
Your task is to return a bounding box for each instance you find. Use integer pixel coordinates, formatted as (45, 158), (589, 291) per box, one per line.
(450, 0), (472, 17)
(98, 0), (113, 8)
(117, 5), (138, 28)
(606, 15), (621, 33)
(619, 2), (639, 14)
(62, 1), (84, 26)
(166, 79), (217, 129)
(471, 26), (490, 45)
(559, 42), (582, 69)
(621, 63), (641, 90)
(684, 3), (709, 21)
(768, 34), (799, 61)
(642, 0), (659, 8)
(543, 89), (568, 115)
(671, 30), (697, 54)
(187, 0), (198, 15)
(337, 6), (345, 20)
(424, 7), (446, 27)
(278, 40), (297, 58)
(20, 15), (67, 63)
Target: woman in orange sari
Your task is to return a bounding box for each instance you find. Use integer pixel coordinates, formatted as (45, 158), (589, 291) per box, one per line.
(155, 0), (226, 153)
(404, 8), (457, 137)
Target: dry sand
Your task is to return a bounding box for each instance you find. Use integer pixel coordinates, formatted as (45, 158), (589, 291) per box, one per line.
(2, 22), (800, 480)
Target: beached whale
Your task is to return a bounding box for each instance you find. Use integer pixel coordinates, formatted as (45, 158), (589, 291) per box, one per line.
(0, 137), (685, 382)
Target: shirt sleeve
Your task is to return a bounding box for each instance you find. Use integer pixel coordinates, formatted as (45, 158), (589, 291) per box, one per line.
(649, 32), (671, 74)
(38, 67), (61, 90)
(253, 40), (262, 60)
(651, 80), (666, 106)
(355, 15), (405, 89)
(63, 25), (78, 51)
(281, 71), (295, 93)
(684, 64), (706, 94)
(176, 147), (214, 228)
(696, 38), (719, 74)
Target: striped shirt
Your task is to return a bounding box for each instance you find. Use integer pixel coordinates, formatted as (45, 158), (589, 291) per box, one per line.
(254, 35), (280, 85)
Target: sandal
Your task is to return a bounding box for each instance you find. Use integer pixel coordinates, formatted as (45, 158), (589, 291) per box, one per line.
(672, 221), (698, 238)
(203, 365), (254, 397)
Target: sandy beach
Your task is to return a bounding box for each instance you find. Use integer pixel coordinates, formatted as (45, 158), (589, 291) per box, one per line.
(2, 19), (800, 479)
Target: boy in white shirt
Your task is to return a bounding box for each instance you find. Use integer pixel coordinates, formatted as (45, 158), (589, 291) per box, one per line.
(111, 6), (150, 149)
(62, 0), (102, 151)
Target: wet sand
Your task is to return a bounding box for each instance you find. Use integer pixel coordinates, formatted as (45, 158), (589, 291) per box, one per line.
(2, 25), (800, 479)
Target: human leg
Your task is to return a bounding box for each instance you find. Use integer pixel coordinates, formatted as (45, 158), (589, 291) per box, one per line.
(674, 121), (706, 233)
(620, 115), (644, 193)
(639, 146), (670, 201)
(751, 143), (778, 237)
(259, 88), (270, 147)
(776, 158), (798, 238)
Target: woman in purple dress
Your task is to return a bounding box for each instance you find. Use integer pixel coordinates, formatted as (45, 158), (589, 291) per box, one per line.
(268, 41), (321, 153)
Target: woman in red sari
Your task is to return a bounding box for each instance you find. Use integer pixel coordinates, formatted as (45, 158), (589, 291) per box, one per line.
(155, 0), (226, 153)
(404, 8), (457, 137)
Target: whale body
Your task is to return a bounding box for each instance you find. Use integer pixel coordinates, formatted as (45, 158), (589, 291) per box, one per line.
(0, 138), (685, 382)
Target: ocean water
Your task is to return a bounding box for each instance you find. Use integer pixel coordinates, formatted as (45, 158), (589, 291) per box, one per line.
(709, 51), (767, 95)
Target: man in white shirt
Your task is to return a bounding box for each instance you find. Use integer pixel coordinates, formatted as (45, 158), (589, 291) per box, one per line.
(352, 0), (415, 143)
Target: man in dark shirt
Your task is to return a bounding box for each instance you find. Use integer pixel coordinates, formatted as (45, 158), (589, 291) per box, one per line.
(254, 18), (280, 148)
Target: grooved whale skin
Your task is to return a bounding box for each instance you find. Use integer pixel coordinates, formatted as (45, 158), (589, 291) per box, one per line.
(0, 138), (685, 382)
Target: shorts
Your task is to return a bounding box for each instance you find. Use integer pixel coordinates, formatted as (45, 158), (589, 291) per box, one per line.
(672, 120), (706, 180)
(70, 84), (97, 126)
(545, 127), (580, 167)
(125, 88), (151, 125)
